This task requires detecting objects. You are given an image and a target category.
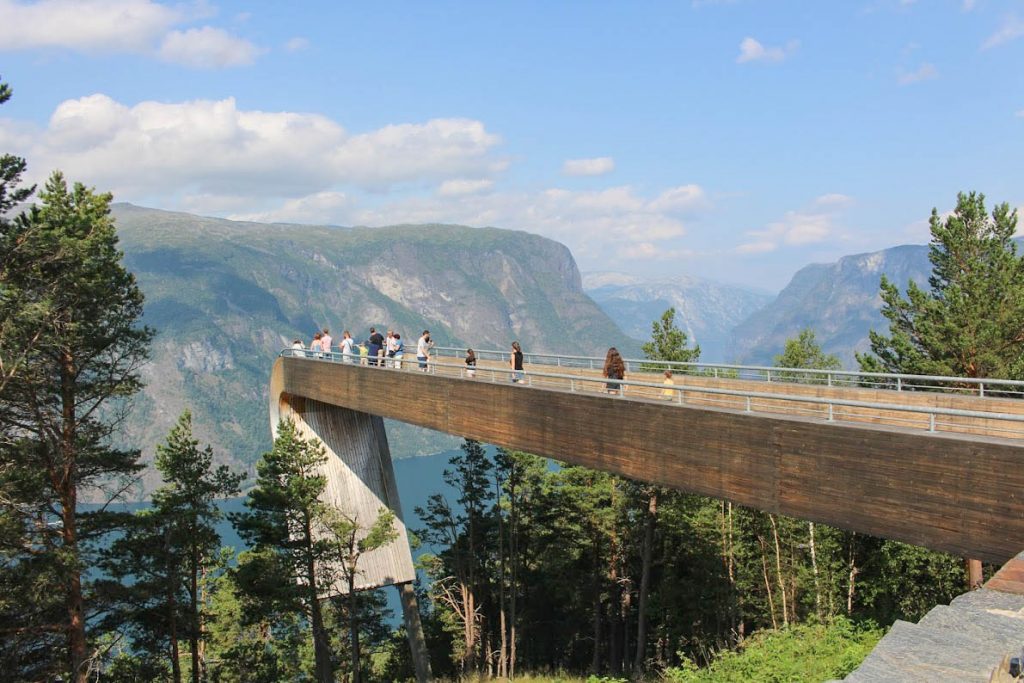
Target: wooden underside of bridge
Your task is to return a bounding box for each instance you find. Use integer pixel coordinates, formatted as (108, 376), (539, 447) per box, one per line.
(271, 356), (1024, 564)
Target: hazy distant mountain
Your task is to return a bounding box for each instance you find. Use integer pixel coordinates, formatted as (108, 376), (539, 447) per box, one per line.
(583, 272), (774, 362)
(727, 245), (932, 368)
(111, 204), (634, 492)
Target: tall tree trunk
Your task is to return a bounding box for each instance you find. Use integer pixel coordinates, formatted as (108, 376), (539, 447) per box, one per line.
(509, 476), (519, 680)
(190, 546), (200, 683)
(496, 474), (507, 679)
(198, 564), (207, 683)
(809, 522), (822, 619)
(609, 539), (621, 675)
(846, 541), (858, 615)
(304, 518), (332, 683)
(633, 489), (657, 675)
(769, 515), (788, 627)
(759, 536), (778, 630)
(592, 539), (603, 674)
(167, 567), (182, 683)
(349, 571), (362, 683)
(60, 356), (88, 683)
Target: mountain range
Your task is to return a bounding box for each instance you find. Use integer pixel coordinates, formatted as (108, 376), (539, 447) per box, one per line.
(584, 246), (932, 369)
(582, 272), (774, 362)
(111, 203), (635, 491)
(104, 202), (961, 494)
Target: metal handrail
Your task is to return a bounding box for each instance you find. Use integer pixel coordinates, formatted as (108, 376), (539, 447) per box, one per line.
(278, 349), (1024, 436)
(430, 346), (1024, 398)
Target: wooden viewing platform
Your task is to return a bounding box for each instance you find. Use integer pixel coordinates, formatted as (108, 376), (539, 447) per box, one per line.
(270, 353), (1024, 564)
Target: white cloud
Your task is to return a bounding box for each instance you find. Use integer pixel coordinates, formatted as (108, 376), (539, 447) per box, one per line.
(285, 36), (309, 52)
(736, 37), (799, 64)
(815, 193), (854, 208)
(565, 154), (610, 176)
(332, 119), (505, 189)
(962, 0), (977, 11)
(438, 179), (494, 196)
(649, 184), (708, 213)
(897, 62), (938, 85)
(333, 183), (707, 262)
(982, 15), (1024, 50)
(158, 26), (261, 68)
(562, 156), (615, 176)
(0, 0), (179, 52)
(739, 194), (851, 253)
(3, 94), (506, 199)
(736, 241), (777, 254)
(231, 192), (350, 224)
(0, 0), (261, 68)
(1016, 109), (1024, 118)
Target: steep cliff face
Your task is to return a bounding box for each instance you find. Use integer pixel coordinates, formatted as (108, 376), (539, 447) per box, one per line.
(112, 204), (631, 490)
(727, 245), (931, 367)
(584, 272), (773, 362)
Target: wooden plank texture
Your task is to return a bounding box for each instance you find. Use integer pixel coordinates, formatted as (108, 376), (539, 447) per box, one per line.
(272, 357), (1024, 564)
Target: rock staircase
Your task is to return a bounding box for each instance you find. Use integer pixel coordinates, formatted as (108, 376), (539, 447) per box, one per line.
(836, 552), (1024, 682)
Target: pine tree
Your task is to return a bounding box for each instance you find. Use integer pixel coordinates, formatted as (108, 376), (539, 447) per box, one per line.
(633, 307), (702, 674)
(856, 192), (1014, 594)
(231, 419), (337, 683)
(774, 328), (841, 381)
(0, 171), (153, 682)
(324, 506), (397, 683)
(641, 307), (701, 370)
(101, 411), (242, 682)
(858, 191), (1024, 380)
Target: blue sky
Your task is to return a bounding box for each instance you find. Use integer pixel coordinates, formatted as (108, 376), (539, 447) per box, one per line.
(1, 0), (1022, 290)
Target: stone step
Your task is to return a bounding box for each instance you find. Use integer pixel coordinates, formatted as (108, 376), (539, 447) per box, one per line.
(843, 619), (1004, 682)
(917, 602), (1024, 651)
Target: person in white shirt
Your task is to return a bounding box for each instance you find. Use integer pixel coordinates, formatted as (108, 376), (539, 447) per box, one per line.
(416, 331), (431, 372)
(340, 331), (355, 363)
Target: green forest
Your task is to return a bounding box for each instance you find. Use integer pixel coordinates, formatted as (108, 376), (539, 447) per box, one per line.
(4, 72), (1024, 681)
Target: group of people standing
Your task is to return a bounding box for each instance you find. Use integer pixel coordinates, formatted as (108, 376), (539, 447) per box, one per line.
(291, 327), (435, 371)
(289, 334), (674, 398)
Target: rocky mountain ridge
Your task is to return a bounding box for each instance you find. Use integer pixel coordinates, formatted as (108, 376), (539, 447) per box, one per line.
(111, 203), (634, 493)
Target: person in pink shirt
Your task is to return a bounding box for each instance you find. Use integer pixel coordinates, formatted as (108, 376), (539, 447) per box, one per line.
(321, 328), (333, 359)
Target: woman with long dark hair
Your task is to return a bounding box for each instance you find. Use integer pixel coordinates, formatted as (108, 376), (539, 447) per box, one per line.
(603, 346), (626, 395)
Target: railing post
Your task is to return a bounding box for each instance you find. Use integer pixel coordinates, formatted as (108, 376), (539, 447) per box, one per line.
(827, 372), (832, 387)
(714, 368), (719, 379)
(827, 403), (834, 422)
(570, 379), (575, 393)
(745, 396), (751, 412)
(929, 413), (936, 432)
(896, 377), (902, 392)
(766, 369), (772, 383)
(979, 382), (985, 398)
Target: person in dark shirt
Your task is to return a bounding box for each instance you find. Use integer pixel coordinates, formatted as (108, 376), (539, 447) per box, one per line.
(510, 341), (524, 383)
(368, 327), (385, 366)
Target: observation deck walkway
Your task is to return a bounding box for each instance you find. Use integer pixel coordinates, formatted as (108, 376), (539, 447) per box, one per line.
(271, 348), (1024, 565)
